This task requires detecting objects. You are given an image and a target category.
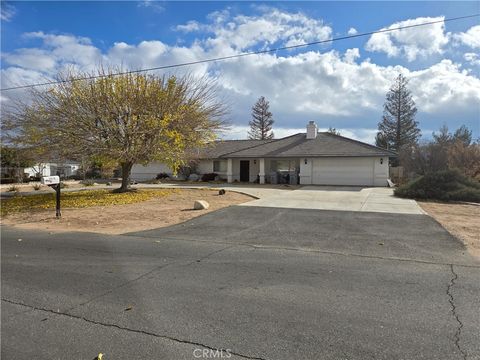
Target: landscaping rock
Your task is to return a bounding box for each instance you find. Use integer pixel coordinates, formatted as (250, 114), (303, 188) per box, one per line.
(193, 200), (209, 210)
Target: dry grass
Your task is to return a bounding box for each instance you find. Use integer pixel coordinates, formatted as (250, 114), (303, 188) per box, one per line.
(1, 189), (253, 235)
(1, 189), (175, 216)
(419, 201), (480, 258)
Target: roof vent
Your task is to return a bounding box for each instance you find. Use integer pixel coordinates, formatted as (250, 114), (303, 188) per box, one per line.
(306, 121), (318, 139)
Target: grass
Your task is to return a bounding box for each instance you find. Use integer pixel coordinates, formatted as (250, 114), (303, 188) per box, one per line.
(1, 189), (175, 216)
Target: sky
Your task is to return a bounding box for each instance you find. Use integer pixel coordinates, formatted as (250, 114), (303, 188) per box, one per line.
(1, 1), (479, 143)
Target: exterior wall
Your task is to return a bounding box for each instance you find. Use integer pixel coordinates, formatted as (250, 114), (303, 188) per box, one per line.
(131, 160), (216, 181)
(131, 162), (172, 181)
(249, 159), (260, 182)
(24, 162), (79, 178)
(373, 157), (389, 186)
(300, 157), (388, 187)
(299, 158), (313, 185)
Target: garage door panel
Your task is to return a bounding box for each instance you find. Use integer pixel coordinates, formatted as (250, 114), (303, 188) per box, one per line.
(312, 158), (374, 186)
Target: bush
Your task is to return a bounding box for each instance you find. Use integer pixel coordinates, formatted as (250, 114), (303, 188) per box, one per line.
(201, 173), (218, 182)
(0, 178), (16, 184)
(8, 185), (19, 192)
(394, 169), (480, 202)
(81, 179), (95, 186)
(67, 174), (84, 181)
(156, 172), (169, 180)
(32, 183), (41, 191)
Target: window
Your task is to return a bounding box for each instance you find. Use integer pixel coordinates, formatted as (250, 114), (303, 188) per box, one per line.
(213, 160), (227, 172)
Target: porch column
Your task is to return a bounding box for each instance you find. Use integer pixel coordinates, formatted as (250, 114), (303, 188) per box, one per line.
(259, 158), (265, 184)
(227, 158), (233, 183)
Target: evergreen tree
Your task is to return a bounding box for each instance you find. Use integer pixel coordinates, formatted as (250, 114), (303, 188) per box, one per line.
(327, 127), (341, 135)
(375, 74), (420, 151)
(452, 125), (472, 146)
(248, 96), (274, 140)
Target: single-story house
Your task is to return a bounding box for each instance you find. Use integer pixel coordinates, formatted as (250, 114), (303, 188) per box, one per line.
(23, 161), (80, 178)
(131, 121), (396, 186)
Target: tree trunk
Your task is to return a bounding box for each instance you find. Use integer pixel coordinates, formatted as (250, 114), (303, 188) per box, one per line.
(118, 161), (134, 192)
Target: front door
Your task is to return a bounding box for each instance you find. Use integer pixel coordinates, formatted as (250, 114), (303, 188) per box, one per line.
(240, 160), (250, 182)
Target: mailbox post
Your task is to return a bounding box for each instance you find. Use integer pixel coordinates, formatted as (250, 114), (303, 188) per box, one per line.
(41, 176), (61, 218)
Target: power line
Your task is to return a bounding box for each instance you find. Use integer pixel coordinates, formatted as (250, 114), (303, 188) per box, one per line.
(1, 13), (478, 92)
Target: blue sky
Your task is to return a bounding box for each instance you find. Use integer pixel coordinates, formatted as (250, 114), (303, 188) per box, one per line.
(1, 1), (479, 142)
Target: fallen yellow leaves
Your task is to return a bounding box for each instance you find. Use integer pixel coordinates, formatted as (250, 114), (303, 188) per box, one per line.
(1, 189), (176, 216)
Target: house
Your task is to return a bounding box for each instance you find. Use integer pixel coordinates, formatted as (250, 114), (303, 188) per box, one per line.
(23, 161), (80, 179)
(131, 121), (396, 186)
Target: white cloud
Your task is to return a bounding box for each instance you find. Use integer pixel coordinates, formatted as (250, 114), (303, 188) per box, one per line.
(137, 0), (164, 14)
(347, 27), (358, 35)
(177, 7), (332, 52)
(1, 2), (16, 22)
(1, 9), (479, 141)
(365, 16), (449, 61)
(453, 25), (480, 49)
(175, 21), (201, 33)
(464, 52), (480, 66)
(408, 59), (480, 113)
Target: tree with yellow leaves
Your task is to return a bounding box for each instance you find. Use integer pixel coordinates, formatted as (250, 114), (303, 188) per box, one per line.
(3, 68), (226, 192)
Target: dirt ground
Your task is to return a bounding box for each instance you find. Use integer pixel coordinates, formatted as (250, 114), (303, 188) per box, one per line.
(419, 201), (480, 258)
(1, 189), (253, 235)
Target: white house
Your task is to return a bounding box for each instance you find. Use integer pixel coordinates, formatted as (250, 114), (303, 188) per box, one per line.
(131, 121), (396, 186)
(24, 161), (80, 178)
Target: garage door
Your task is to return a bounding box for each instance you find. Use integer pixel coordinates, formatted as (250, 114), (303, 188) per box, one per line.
(312, 157), (374, 186)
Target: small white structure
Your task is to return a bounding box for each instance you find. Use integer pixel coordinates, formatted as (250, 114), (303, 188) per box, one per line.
(131, 122), (396, 187)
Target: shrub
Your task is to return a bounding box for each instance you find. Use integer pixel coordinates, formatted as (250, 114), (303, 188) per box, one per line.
(394, 169), (480, 202)
(67, 174), (84, 180)
(81, 179), (95, 187)
(8, 185), (19, 192)
(32, 183), (41, 191)
(201, 173), (218, 182)
(156, 172), (169, 180)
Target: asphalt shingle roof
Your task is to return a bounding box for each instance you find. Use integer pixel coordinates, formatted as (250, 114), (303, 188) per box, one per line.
(203, 132), (396, 159)
(199, 139), (273, 159)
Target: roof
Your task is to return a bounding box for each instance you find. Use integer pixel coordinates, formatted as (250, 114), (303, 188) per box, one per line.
(201, 132), (396, 159)
(200, 139), (273, 158)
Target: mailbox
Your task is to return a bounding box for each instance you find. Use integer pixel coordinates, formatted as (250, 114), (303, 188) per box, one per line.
(41, 176), (61, 217)
(41, 176), (60, 185)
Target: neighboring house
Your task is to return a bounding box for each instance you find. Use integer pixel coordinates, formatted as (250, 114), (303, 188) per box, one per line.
(131, 121), (396, 186)
(23, 161), (80, 178)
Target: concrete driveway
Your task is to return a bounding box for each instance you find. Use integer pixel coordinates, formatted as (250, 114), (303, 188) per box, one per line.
(241, 186), (424, 214)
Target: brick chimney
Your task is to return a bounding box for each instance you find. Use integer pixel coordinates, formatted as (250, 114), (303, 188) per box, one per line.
(306, 121), (318, 139)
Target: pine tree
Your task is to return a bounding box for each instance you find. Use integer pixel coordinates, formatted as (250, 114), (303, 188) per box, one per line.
(375, 74), (420, 151)
(327, 127), (341, 136)
(248, 96), (274, 140)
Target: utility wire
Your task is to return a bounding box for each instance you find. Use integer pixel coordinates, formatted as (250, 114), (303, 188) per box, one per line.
(1, 13), (478, 92)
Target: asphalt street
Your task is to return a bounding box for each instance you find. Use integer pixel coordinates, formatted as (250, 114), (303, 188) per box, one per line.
(1, 206), (479, 360)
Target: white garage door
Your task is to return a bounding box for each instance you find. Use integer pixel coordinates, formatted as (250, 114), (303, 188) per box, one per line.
(312, 157), (374, 186)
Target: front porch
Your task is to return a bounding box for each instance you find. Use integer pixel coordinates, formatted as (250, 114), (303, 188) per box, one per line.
(222, 158), (301, 184)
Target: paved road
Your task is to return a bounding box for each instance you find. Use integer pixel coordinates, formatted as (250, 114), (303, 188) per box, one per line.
(2, 207), (479, 360)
